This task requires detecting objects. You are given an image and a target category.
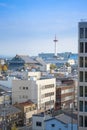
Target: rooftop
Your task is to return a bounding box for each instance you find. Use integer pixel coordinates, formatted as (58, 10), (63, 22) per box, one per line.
(18, 100), (35, 106)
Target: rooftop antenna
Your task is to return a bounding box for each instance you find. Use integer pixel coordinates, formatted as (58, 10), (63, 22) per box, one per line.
(53, 35), (58, 57)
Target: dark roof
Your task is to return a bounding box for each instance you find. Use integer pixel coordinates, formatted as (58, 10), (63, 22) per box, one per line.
(44, 117), (66, 125)
(17, 55), (38, 64)
(0, 105), (21, 116)
(18, 100), (35, 106)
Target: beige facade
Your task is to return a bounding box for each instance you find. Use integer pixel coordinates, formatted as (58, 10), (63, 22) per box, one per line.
(12, 77), (56, 111)
(14, 101), (37, 125)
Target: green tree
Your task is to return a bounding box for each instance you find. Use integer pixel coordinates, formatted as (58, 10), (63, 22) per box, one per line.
(65, 62), (70, 67)
(50, 64), (57, 70)
(11, 123), (18, 130)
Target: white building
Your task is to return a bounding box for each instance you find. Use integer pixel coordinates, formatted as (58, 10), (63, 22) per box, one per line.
(78, 22), (87, 130)
(68, 59), (75, 65)
(28, 71), (41, 80)
(12, 76), (56, 110)
(35, 57), (50, 72)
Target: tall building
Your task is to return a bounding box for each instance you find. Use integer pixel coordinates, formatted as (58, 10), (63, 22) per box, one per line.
(12, 76), (56, 110)
(78, 22), (87, 130)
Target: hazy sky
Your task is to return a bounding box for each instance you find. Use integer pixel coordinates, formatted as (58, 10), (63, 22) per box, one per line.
(0, 0), (87, 56)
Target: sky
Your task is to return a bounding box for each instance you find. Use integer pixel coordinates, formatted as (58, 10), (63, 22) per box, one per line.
(0, 0), (87, 56)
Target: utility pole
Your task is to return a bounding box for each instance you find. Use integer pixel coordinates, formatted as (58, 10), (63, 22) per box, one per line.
(3, 94), (7, 130)
(70, 103), (73, 130)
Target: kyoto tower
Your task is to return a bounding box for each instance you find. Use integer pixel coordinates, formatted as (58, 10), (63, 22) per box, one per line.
(53, 35), (58, 57)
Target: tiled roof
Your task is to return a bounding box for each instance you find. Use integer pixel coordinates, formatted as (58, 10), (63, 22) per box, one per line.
(18, 100), (35, 106)
(17, 55), (38, 64)
(0, 105), (21, 116)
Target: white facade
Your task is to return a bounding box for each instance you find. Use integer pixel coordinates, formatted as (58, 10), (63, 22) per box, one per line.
(28, 71), (41, 80)
(12, 77), (56, 110)
(68, 59), (75, 65)
(78, 22), (87, 130)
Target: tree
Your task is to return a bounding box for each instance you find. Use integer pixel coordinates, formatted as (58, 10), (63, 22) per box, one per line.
(11, 123), (18, 130)
(2, 64), (8, 71)
(65, 62), (70, 67)
(50, 64), (57, 70)
(0, 64), (2, 71)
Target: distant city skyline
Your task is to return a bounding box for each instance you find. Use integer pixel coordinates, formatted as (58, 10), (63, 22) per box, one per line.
(0, 0), (87, 56)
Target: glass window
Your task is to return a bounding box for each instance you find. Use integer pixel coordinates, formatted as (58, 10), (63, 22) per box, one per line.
(85, 28), (87, 38)
(85, 116), (87, 127)
(85, 57), (87, 67)
(26, 87), (28, 90)
(79, 86), (83, 97)
(80, 28), (84, 38)
(85, 86), (87, 97)
(79, 101), (83, 111)
(85, 72), (87, 82)
(80, 42), (84, 53)
(79, 116), (83, 127)
(85, 42), (87, 53)
(51, 124), (55, 127)
(79, 57), (83, 67)
(85, 101), (87, 112)
(79, 71), (83, 82)
(36, 122), (42, 126)
(23, 87), (25, 90)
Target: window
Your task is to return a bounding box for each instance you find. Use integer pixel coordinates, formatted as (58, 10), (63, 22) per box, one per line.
(80, 42), (84, 53)
(23, 87), (25, 90)
(85, 101), (87, 112)
(26, 108), (29, 112)
(79, 86), (83, 97)
(79, 57), (83, 67)
(85, 28), (87, 38)
(36, 122), (42, 127)
(45, 92), (54, 97)
(85, 86), (87, 97)
(26, 87), (28, 90)
(85, 42), (87, 53)
(79, 71), (83, 82)
(80, 28), (84, 38)
(51, 124), (55, 127)
(79, 116), (83, 127)
(85, 116), (87, 127)
(79, 101), (83, 111)
(85, 72), (87, 82)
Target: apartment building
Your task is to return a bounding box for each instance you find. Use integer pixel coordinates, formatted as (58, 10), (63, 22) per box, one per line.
(14, 100), (37, 126)
(55, 78), (76, 110)
(78, 22), (87, 130)
(12, 76), (56, 111)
